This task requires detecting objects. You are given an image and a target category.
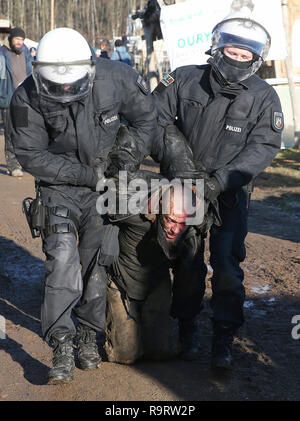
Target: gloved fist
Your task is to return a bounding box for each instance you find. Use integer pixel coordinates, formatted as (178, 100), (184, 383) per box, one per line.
(204, 177), (222, 202)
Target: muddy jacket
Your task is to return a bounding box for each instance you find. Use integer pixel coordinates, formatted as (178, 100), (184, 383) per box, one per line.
(110, 213), (199, 301)
(10, 58), (157, 188)
(153, 65), (283, 191)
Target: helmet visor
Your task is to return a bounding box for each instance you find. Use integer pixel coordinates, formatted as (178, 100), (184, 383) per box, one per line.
(32, 60), (96, 102)
(218, 32), (265, 58)
(212, 18), (271, 59)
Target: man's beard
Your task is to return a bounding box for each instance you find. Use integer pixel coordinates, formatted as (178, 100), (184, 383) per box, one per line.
(9, 39), (23, 55)
(156, 216), (187, 260)
(9, 42), (22, 55)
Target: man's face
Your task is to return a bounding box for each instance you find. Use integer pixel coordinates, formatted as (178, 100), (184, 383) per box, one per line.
(223, 46), (253, 62)
(160, 209), (188, 242)
(11, 37), (24, 50)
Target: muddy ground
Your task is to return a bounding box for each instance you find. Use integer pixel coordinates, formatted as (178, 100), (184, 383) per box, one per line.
(0, 134), (299, 402)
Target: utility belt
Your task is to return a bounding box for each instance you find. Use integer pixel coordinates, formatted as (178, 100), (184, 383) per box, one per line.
(22, 190), (79, 239)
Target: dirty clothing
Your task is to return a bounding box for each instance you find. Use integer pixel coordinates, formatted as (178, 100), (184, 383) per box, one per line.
(10, 58), (157, 342)
(105, 210), (207, 363)
(153, 65), (283, 328)
(105, 274), (179, 364)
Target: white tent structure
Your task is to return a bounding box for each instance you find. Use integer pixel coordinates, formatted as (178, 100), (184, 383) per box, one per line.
(24, 38), (38, 49)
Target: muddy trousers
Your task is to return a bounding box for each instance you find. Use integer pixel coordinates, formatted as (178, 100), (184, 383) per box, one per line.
(105, 275), (179, 364)
(209, 187), (249, 328)
(40, 187), (113, 343)
(2, 108), (21, 172)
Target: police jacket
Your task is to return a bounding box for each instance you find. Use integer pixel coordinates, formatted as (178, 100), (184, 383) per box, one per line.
(153, 65), (283, 191)
(0, 43), (32, 109)
(10, 58), (157, 188)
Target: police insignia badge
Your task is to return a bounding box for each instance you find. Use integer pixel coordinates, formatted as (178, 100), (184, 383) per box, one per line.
(273, 111), (284, 131)
(161, 74), (175, 87)
(136, 75), (149, 94)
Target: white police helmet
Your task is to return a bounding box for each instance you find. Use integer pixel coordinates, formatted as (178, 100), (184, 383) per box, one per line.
(33, 27), (96, 102)
(209, 11), (271, 83)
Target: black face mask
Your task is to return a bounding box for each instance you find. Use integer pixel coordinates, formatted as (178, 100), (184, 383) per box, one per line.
(208, 49), (262, 85)
(222, 53), (253, 69)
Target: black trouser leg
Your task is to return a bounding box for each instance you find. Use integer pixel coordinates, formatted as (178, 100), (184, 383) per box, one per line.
(209, 188), (248, 329)
(41, 231), (82, 342)
(171, 237), (207, 321)
(73, 208), (112, 332)
(40, 188), (106, 342)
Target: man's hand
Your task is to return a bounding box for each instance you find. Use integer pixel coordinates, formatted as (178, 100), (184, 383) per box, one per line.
(204, 177), (222, 202)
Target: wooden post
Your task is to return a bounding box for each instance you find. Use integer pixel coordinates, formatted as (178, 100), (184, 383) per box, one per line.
(282, 0), (300, 148)
(144, 24), (158, 91)
(50, 0), (55, 31)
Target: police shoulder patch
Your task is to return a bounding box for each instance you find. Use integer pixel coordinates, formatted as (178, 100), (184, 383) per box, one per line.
(155, 73), (175, 94)
(272, 111), (284, 132)
(136, 75), (149, 95)
(161, 74), (175, 87)
(11, 105), (28, 128)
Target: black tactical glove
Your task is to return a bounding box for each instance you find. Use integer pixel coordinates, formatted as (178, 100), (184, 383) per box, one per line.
(204, 177), (222, 202)
(160, 125), (199, 180)
(105, 125), (142, 180)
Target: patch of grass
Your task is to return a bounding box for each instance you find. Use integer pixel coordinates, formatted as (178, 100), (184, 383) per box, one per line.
(256, 148), (300, 188)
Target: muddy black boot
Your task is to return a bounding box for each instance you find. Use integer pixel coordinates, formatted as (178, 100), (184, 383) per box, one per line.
(77, 323), (101, 370)
(48, 332), (75, 384)
(211, 322), (235, 370)
(178, 319), (200, 361)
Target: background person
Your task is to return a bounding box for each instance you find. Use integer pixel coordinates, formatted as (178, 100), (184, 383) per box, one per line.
(0, 27), (32, 177)
(110, 39), (132, 66)
(99, 39), (110, 59)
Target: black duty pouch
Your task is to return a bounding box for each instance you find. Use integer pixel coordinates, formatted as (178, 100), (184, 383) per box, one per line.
(22, 195), (46, 238)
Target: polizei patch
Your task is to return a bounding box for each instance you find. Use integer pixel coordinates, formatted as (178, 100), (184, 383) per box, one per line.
(103, 114), (118, 125)
(272, 111), (284, 131)
(225, 124), (242, 133)
(161, 74), (175, 87)
(136, 75), (149, 94)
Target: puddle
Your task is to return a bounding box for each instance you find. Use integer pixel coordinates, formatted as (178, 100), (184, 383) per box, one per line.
(244, 300), (254, 308)
(252, 309), (268, 318)
(267, 297), (276, 304)
(250, 284), (271, 294)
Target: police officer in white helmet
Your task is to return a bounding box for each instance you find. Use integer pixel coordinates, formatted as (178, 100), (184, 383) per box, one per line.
(152, 12), (283, 369)
(10, 27), (157, 384)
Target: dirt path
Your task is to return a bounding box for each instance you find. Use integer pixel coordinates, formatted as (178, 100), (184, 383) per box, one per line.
(0, 134), (299, 402)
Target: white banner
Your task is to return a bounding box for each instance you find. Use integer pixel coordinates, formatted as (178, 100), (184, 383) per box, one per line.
(160, 0), (287, 71)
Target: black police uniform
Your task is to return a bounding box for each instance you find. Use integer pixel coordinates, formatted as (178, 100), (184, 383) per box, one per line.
(10, 58), (157, 342)
(153, 64), (283, 329)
